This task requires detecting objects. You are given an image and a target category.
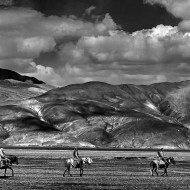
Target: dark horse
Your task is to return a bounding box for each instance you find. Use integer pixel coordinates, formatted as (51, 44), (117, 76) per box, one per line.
(63, 157), (92, 177)
(0, 155), (19, 177)
(150, 157), (175, 176)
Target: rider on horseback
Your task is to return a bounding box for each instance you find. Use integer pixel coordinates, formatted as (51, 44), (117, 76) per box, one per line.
(158, 148), (165, 160)
(0, 148), (8, 167)
(72, 147), (81, 166)
(156, 148), (165, 168)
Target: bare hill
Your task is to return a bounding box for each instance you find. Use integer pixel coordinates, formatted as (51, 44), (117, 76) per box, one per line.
(0, 68), (44, 84)
(1, 79), (190, 149)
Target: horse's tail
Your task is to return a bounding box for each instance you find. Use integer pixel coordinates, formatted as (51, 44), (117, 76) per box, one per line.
(150, 161), (154, 168)
(64, 159), (68, 167)
(15, 156), (19, 165)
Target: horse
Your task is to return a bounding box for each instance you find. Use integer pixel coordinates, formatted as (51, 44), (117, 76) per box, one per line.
(6, 155), (19, 165)
(150, 157), (175, 176)
(63, 157), (93, 177)
(0, 155), (19, 177)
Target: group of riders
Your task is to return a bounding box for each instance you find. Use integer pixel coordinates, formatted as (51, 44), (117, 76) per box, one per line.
(0, 147), (82, 168)
(0, 146), (166, 168)
(72, 147), (166, 167)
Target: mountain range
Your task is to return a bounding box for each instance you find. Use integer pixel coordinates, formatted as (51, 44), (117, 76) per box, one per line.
(0, 68), (190, 149)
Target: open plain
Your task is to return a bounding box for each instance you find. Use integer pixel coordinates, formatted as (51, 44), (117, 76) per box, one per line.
(0, 148), (190, 190)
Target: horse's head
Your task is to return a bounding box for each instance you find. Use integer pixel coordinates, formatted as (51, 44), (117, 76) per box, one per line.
(82, 157), (93, 165)
(168, 157), (176, 165)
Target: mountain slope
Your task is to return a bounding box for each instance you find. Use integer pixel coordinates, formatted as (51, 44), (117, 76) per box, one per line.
(0, 68), (55, 105)
(0, 68), (44, 84)
(1, 80), (190, 149)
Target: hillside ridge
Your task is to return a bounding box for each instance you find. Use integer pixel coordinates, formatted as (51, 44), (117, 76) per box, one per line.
(0, 71), (190, 149)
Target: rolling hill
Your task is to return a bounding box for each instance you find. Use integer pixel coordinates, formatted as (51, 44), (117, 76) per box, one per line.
(0, 76), (190, 149)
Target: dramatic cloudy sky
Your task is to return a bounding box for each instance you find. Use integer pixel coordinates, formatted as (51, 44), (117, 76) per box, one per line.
(1, 0), (190, 86)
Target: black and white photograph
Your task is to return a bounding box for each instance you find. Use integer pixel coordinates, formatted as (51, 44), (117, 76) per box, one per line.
(0, 0), (190, 189)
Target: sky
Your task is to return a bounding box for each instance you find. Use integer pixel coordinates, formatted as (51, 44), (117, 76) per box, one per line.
(1, 0), (190, 86)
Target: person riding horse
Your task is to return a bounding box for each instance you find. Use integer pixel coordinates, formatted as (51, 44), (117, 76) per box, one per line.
(0, 148), (8, 167)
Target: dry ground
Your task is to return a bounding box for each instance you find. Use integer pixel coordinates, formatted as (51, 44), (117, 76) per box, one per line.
(0, 149), (190, 190)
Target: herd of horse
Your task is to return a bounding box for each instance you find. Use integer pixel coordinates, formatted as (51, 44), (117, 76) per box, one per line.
(0, 154), (176, 177)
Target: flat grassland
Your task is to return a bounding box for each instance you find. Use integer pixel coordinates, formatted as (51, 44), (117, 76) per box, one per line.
(1, 149), (190, 190)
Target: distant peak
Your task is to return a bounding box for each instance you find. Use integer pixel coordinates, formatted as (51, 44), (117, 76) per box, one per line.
(0, 68), (45, 84)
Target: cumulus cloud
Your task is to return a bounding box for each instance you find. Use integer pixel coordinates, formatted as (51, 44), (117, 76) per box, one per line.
(1, 5), (190, 86)
(0, 8), (40, 27)
(16, 36), (56, 57)
(59, 24), (190, 64)
(0, 0), (14, 6)
(144, 0), (190, 31)
(178, 20), (190, 31)
(0, 7), (118, 85)
(25, 64), (63, 86)
(0, 35), (56, 59)
(0, 58), (37, 73)
(56, 24), (190, 85)
(0, 8), (117, 47)
(42, 13), (117, 39)
(145, 0), (190, 19)
(85, 6), (96, 15)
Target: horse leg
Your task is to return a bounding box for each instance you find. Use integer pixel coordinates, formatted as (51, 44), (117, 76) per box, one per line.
(80, 168), (83, 177)
(9, 167), (14, 177)
(162, 168), (168, 176)
(165, 168), (168, 176)
(63, 168), (67, 177)
(154, 168), (158, 176)
(150, 168), (153, 176)
(4, 168), (7, 177)
(162, 168), (166, 176)
(68, 166), (72, 177)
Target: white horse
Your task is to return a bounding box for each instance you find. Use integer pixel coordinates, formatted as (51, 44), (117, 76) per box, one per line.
(63, 157), (93, 177)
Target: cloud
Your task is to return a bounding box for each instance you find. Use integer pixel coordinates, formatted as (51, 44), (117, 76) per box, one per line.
(178, 20), (190, 31)
(85, 6), (96, 15)
(25, 64), (63, 86)
(0, 7), (118, 85)
(56, 24), (190, 85)
(0, 58), (37, 73)
(0, 8), (117, 60)
(16, 36), (56, 57)
(144, 0), (190, 19)
(0, 8), (40, 27)
(1, 6), (190, 86)
(69, 24), (190, 64)
(42, 13), (117, 39)
(0, 35), (56, 59)
(0, 0), (14, 6)
(144, 0), (190, 31)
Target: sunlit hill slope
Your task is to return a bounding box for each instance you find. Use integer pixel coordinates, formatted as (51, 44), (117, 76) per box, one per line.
(0, 69), (190, 149)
